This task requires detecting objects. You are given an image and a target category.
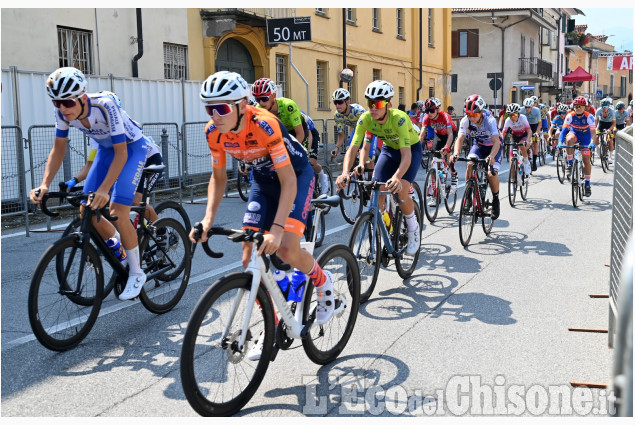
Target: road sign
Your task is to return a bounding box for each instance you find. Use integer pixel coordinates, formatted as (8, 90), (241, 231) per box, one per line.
(266, 17), (312, 44)
(596, 89), (603, 99)
(512, 81), (529, 87)
(520, 85), (535, 91)
(487, 72), (504, 78)
(489, 78), (503, 91)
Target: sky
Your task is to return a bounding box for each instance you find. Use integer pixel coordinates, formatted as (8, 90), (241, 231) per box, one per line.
(576, 8), (634, 52)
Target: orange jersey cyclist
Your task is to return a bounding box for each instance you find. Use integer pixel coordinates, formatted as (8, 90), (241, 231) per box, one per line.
(191, 71), (335, 329)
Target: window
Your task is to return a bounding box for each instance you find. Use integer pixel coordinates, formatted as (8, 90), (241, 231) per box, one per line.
(428, 9), (433, 46)
(620, 76), (627, 97)
(521, 34), (526, 58)
(372, 68), (381, 81)
(346, 64), (357, 102)
(315, 8), (327, 16)
(530, 38), (535, 59)
(398, 86), (405, 106)
(372, 9), (381, 31)
(57, 26), (93, 74)
(452, 29), (479, 58)
(451, 74), (458, 92)
(276, 55), (288, 97)
(609, 74), (614, 95)
(163, 43), (188, 80)
(396, 9), (404, 39)
(316, 61), (327, 109)
(429, 86), (435, 99)
(346, 9), (356, 24)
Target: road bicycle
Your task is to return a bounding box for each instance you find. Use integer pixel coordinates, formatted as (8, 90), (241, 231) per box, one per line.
(314, 165), (334, 214)
(556, 143), (568, 184)
(423, 150), (458, 222)
(456, 157), (495, 247)
(338, 168), (373, 224)
(538, 132), (548, 166)
(304, 193), (340, 249)
(568, 143), (588, 208)
(347, 179), (422, 304)
(597, 130), (611, 173)
(28, 165), (192, 351)
(180, 225), (359, 416)
(236, 162), (253, 202)
(504, 141), (529, 207)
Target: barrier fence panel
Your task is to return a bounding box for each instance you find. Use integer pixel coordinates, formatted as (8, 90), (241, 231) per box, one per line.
(141, 122), (181, 200)
(609, 125), (633, 347)
(181, 122), (212, 202)
(1, 126), (27, 217)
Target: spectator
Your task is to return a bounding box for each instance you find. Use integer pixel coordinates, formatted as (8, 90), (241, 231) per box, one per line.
(447, 105), (456, 117)
(398, 103), (407, 112)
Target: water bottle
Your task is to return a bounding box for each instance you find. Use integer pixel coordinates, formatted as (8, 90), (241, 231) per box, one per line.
(273, 269), (291, 300)
(106, 238), (127, 264)
(382, 211), (392, 233)
(438, 169), (446, 198)
(129, 211), (140, 228)
(288, 270), (307, 302)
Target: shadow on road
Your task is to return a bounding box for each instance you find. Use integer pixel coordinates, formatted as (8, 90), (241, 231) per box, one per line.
(464, 230), (573, 257)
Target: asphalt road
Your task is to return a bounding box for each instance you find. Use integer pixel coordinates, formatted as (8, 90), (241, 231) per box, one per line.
(1, 154), (617, 417)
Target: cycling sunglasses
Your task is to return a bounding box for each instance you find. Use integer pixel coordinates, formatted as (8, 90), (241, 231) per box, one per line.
(425, 108), (437, 114)
(510, 113), (518, 118)
(466, 112), (481, 118)
(51, 98), (78, 109)
(573, 105), (585, 109)
(333, 100), (346, 105)
(367, 99), (388, 109)
(204, 101), (240, 117)
(255, 96), (271, 103)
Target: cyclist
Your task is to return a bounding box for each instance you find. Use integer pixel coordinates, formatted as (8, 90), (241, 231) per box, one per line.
(585, 97), (596, 116)
(192, 71), (334, 327)
(409, 100), (424, 125)
(549, 103), (570, 153)
(330, 88), (366, 159)
(300, 110), (330, 193)
(539, 102), (551, 147)
(419, 97), (459, 192)
(520, 97), (542, 172)
(335, 80), (423, 256)
(449, 94), (502, 220)
(615, 101), (631, 131)
(595, 97), (616, 164)
(63, 91), (165, 224)
(558, 96), (597, 196)
(501, 103), (533, 176)
(29, 67), (148, 301)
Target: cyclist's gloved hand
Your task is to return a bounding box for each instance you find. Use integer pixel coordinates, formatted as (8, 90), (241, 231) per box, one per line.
(589, 142), (596, 150)
(64, 177), (78, 191)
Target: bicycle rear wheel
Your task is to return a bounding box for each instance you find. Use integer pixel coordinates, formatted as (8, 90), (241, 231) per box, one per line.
(519, 166), (529, 201)
(138, 217), (191, 314)
(394, 203), (421, 279)
(302, 244), (360, 365)
(556, 149), (566, 184)
(155, 200), (192, 233)
(423, 170), (440, 222)
(314, 210), (326, 248)
(237, 171), (250, 202)
(508, 160), (518, 207)
(409, 181), (424, 226)
(571, 159), (579, 207)
(29, 236), (103, 351)
(459, 180), (476, 247)
(348, 211), (381, 304)
(339, 181), (364, 224)
(481, 182), (494, 235)
(600, 142), (609, 173)
(180, 273), (274, 416)
(318, 165), (334, 214)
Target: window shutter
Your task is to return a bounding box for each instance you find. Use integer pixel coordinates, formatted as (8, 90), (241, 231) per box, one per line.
(468, 29), (479, 57)
(451, 31), (459, 58)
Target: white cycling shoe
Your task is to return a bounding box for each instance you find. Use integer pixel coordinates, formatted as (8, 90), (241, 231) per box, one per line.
(247, 331), (264, 361)
(315, 270), (335, 325)
(319, 173), (330, 195)
(406, 222), (421, 256)
(119, 273), (146, 300)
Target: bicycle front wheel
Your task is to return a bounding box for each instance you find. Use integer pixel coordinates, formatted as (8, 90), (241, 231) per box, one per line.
(410, 181), (425, 226)
(394, 203), (421, 279)
(319, 165), (334, 214)
(508, 160), (517, 207)
(302, 244), (360, 365)
(348, 211), (381, 304)
(571, 159), (579, 207)
(519, 167), (529, 201)
(600, 143), (609, 173)
(314, 210), (326, 248)
(459, 180), (476, 247)
(556, 149), (566, 184)
(29, 236), (104, 351)
(155, 200), (192, 233)
(180, 273), (275, 416)
(339, 181), (364, 224)
(481, 182), (494, 235)
(423, 170), (440, 222)
(138, 217), (191, 314)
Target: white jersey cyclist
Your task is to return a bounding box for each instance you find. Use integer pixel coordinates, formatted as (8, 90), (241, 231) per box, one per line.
(458, 109), (500, 147)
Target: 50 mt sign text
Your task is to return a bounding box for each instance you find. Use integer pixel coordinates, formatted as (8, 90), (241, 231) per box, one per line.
(266, 17), (312, 44)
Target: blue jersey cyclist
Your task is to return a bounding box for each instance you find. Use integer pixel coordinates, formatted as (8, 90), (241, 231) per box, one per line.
(330, 88), (366, 159)
(558, 96), (597, 197)
(449, 94), (502, 220)
(595, 98), (616, 164)
(335, 80), (423, 257)
(29, 67), (149, 300)
(549, 103), (570, 152)
(521, 96), (542, 172)
(614, 101), (631, 130)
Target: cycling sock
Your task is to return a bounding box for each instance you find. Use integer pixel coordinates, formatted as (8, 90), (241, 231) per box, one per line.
(125, 246), (143, 275)
(405, 211), (418, 232)
(493, 191), (499, 198)
(110, 229), (121, 241)
(307, 259), (327, 288)
(584, 175), (591, 186)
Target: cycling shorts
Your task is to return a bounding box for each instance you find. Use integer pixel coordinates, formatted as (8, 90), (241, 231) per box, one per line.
(136, 152), (163, 194)
(372, 141), (423, 184)
(529, 123), (539, 134)
(468, 142), (502, 172)
(243, 161), (314, 237)
(511, 133), (528, 145)
(616, 123), (626, 130)
(597, 121), (613, 132)
(566, 129), (592, 147)
(541, 118), (549, 132)
(432, 133), (451, 151)
(83, 137), (148, 206)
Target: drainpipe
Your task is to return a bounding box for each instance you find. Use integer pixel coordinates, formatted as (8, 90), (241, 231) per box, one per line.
(493, 13), (531, 106)
(416, 8), (422, 101)
(341, 8), (346, 88)
(132, 8), (143, 78)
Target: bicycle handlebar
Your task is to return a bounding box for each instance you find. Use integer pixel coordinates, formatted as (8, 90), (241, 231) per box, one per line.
(192, 223), (292, 271)
(345, 178), (405, 205)
(38, 191), (116, 222)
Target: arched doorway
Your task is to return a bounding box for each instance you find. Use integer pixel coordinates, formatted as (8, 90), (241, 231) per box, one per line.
(215, 38), (255, 83)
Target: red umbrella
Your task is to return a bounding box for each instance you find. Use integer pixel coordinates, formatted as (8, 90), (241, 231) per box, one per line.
(562, 66), (596, 82)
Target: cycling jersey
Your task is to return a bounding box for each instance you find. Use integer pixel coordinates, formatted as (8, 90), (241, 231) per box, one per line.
(615, 109), (630, 125)
(520, 106), (541, 125)
(539, 105), (549, 120)
(351, 109), (419, 150)
(334, 103), (366, 133)
(551, 115), (566, 131)
(595, 107), (616, 123)
(300, 110), (319, 159)
(420, 110), (456, 135)
(257, 97), (303, 132)
(54, 92), (144, 148)
(458, 110), (500, 147)
(559, 111), (596, 146)
(501, 114), (531, 139)
(205, 106), (309, 184)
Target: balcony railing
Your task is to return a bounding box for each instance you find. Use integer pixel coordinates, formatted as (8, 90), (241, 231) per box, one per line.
(209, 8), (296, 19)
(519, 57), (553, 80)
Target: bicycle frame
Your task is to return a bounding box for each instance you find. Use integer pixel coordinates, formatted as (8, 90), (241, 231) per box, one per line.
(429, 152), (450, 198)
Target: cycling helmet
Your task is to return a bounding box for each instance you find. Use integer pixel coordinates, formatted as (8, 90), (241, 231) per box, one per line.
(616, 101), (626, 109)
(464, 94), (486, 114)
(425, 97), (442, 111)
(364, 80), (394, 100)
(539, 103), (548, 111)
(46, 67), (87, 100)
(572, 96), (588, 107)
(332, 88), (350, 101)
(247, 97), (258, 106)
(200, 71), (250, 103)
(600, 98), (612, 108)
(507, 103), (521, 114)
(557, 103), (569, 113)
(523, 98), (534, 107)
(529, 96), (538, 104)
(251, 77), (277, 97)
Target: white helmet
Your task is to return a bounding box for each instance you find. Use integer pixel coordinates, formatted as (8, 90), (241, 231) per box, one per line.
(557, 103), (569, 113)
(200, 71), (250, 103)
(507, 103), (521, 114)
(364, 80), (394, 100)
(46, 67), (87, 100)
(416, 100), (424, 109)
(332, 88), (350, 101)
(523, 98), (534, 107)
